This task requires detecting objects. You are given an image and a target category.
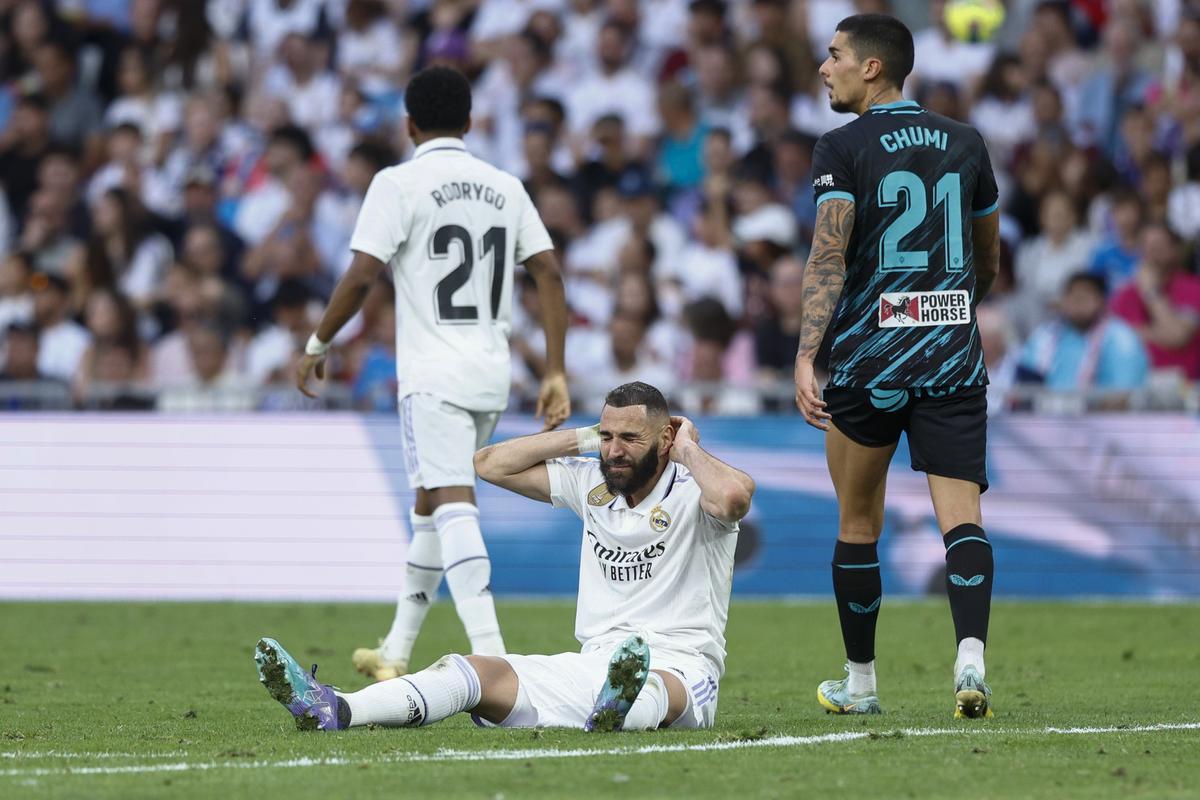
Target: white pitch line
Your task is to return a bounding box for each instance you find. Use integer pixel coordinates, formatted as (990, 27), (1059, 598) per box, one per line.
(2, 722), (1198, 779)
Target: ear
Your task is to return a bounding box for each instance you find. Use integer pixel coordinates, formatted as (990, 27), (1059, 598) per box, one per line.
(861, 57), (884, 83)
(405, 117), (417, 140)
(658, 420), (675, 456)
(463, 116), (473, 135)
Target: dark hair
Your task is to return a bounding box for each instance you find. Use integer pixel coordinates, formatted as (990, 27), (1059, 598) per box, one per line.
(689, 0), (727, 18)
(683, 297), (737, 347)
(269, 124), (316, 162)
(272, 279), (311, 310)
(517, 29), (552, 63)
(835, 14), (914, 91)
(604, 381), (670, 418)
(405, 66), (472, 133)
(1187, 142), (1200, 182)
(979, 52), (1022, 102)
(349, 139), (397, 173)
(1064, 271), (1106, 296)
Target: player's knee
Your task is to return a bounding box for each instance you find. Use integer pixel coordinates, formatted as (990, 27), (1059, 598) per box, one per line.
(838, 520), (882, 543)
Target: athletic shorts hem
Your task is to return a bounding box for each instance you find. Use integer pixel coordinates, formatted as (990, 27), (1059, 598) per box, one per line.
(911, 462), (990, 493)
(830, 416), (902, 449)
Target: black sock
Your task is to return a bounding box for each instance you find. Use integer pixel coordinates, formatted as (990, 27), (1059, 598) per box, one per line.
(336, 695), (352, 729)
(832, 540), (882, 663)
(943, 524), (993, 644)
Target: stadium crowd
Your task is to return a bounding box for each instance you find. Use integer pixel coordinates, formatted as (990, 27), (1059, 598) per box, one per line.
(0, 0), (1199, 413)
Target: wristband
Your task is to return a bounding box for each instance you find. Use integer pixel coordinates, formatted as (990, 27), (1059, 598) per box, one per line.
(575, 424), (601, 454)
(305, 333), (330, 356)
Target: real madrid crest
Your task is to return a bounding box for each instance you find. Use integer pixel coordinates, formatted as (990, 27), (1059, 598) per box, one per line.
(587, 482), (615, 506)
(649, 505), (671, 533)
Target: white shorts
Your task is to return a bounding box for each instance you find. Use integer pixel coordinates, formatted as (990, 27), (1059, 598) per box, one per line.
(472, 650), (720, 730)
(398, 393), (501, 490)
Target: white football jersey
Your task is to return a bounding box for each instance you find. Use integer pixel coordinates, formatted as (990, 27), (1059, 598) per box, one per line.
(349, 138), (554, 411)
(547, 457), (739, 677)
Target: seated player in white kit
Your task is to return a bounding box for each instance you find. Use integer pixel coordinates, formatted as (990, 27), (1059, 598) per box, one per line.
(254, 382), (755, 731)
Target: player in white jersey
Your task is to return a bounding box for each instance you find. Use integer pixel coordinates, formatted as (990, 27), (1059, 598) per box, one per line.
(254, 382), (755, 732)
(295, 67), (571, 681)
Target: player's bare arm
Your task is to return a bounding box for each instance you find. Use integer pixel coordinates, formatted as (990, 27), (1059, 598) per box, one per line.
(794, 197), (855, 430)
(523, 249), (571, 430)
(668, 416), (755, 523)
(971, 210), (1001, 306)
(474, 424), (596, 502)
(296, 250), (388, 398)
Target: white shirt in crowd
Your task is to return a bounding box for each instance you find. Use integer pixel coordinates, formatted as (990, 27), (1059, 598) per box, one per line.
(37, 319), (91, 381)
(247, 0), (324, 63)
(566, 68), (661, 139)
(349, 137), (554, 412)
(667, 243), (743, 317)
(547, 457), (738, 677)
(911, 28), (995, 92)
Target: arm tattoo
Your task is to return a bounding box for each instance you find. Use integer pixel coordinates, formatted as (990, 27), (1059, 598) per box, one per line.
(971, 213), (1001, 306)
(798, 198), (855, 361)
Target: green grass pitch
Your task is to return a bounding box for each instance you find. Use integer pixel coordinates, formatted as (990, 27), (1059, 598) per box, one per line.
(2, 600), (1198, 798)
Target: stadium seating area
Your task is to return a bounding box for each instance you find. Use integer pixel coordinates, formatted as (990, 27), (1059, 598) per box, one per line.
(0, 0), (1198, 413)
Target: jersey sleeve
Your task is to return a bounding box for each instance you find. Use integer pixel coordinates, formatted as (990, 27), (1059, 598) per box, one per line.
(349, 172), (410, 265)
(971, 133), (1000, 218)
(811, 131), (856, 207)
(546, 457), (595, 518)
(514, 185), (554, 263)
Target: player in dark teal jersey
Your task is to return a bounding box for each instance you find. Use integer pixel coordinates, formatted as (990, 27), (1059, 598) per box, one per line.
(793, 14), (1002, 720)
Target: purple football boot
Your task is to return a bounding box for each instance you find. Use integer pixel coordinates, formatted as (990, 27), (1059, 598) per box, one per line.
(255, 637), (343, 731)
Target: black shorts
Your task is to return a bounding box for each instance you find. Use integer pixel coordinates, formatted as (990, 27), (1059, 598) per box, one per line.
(823, 386), (988, 492)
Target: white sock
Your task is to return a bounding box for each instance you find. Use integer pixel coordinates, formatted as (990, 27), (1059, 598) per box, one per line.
(340, 654), (482, 727)
(621, 672), (670, 730)
(381, 511), (442, 663)
(435, 503), (505, 655)
(847, 660), (876, 695)
(955, 637), (986, 679)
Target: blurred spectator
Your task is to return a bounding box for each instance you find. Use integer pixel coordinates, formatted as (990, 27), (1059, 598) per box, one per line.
(157, 321), (254, 411)
(669, 177), (742, 316)
(1013, 190), (1097, 336)
(0, 252), (35, 336)
(910, 0), (995, 93)
(351, 284), (398, 412)
(87, 123), (145, 208)
(574, 310), (676, 413)
(241, 163), (325, 310)
(754, 256), (803, 383)
(566, 21), (659, 151)
(1088, 190), (1143, 291)
(71, 188), (174, 310)
(262, 33), (340, 133)
(244, 279), (312, 385)
(20, 188), (84, 279)
(0, 322), (45, 381)
(977, 303), (1018, 415)
(971, 53), (1036, 170)
(73, 287), (149, 401)
(247, 0), (326, 66)
(313, 140), (395, 279)
(338, 0), (411, 99)
(678, 297), (760, 415)
(233, 123), (315, 247)
(104, 46), (182, 165)
(1074, 19), (1156, 155)
(1017, 272), (1149, 392)
(656, 81), (706, 195)
(1167, 141), (1200, 239)
(573, 114), (642, 224)
(30, 271), (89, 381)
(1111, 223), (1200, 381)
(32, 39), (103, 156)
(0, 92), (53, 222)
